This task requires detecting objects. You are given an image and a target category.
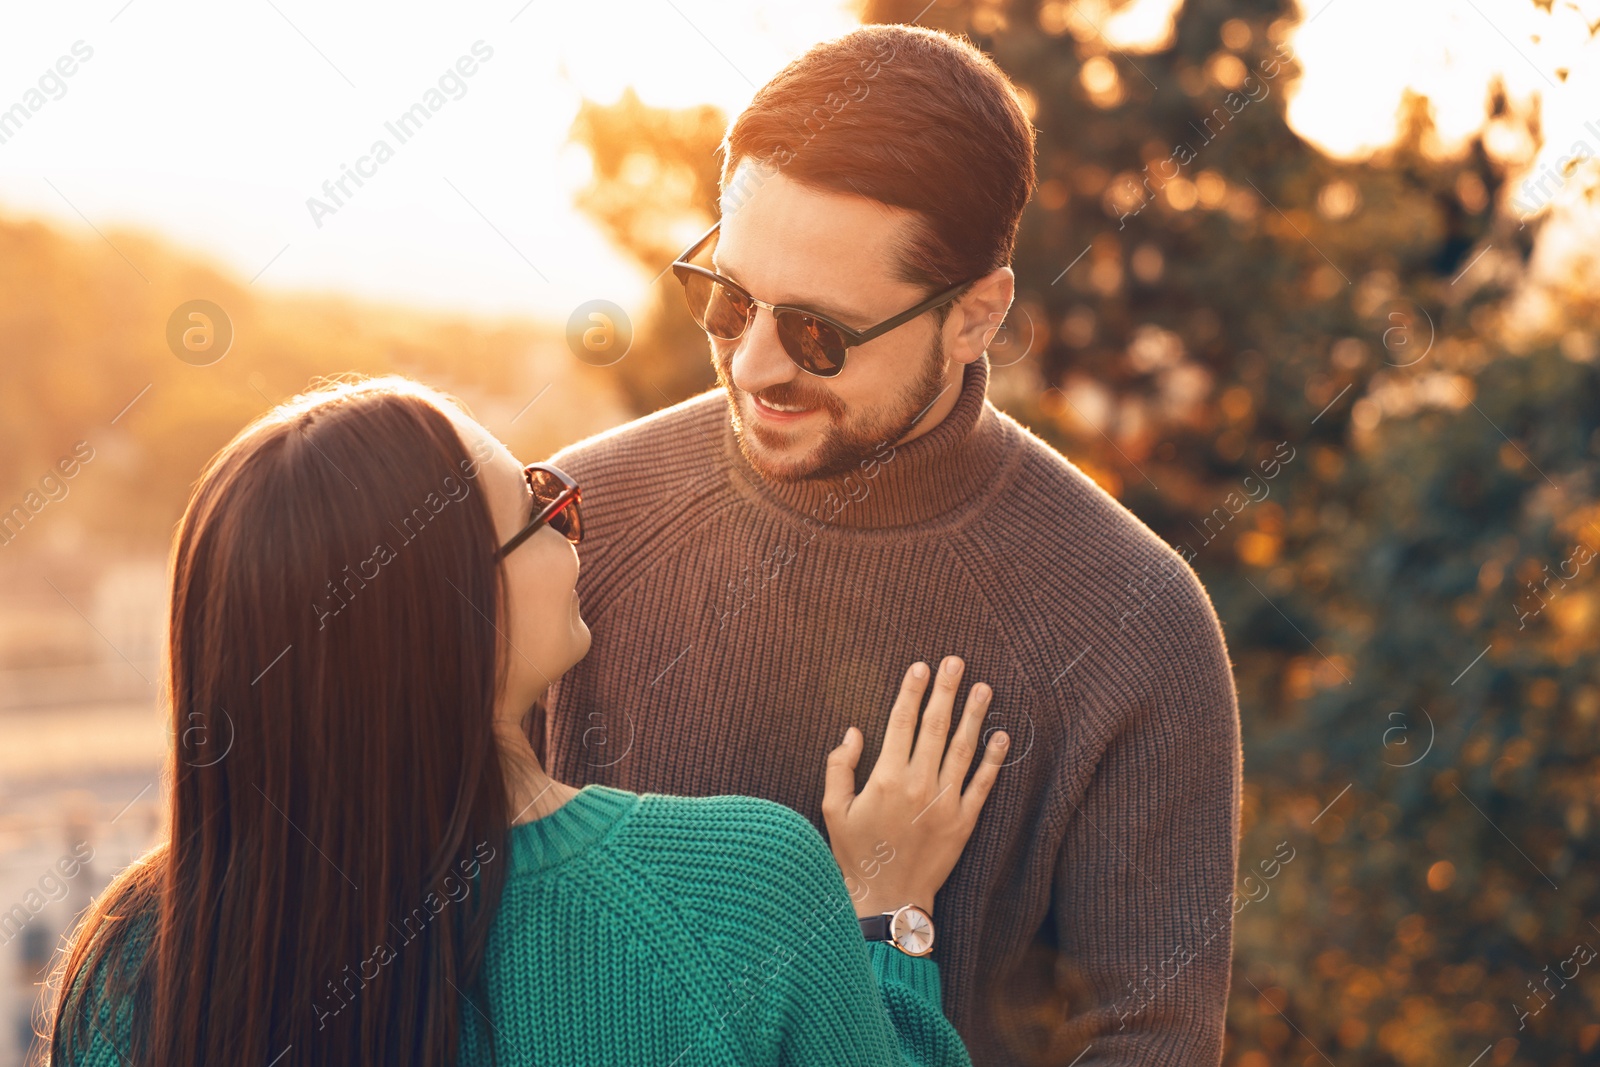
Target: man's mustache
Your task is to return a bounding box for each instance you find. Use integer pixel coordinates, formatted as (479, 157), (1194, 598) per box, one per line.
(715, 351), (843, 417)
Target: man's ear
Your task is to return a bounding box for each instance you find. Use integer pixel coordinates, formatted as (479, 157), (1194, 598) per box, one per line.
(945, 266), (1016, 365)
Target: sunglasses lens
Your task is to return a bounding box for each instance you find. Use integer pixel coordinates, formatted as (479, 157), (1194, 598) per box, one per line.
(678, 269), (751, 341)
(547, 499), (581, 544)
(527, 468), (582, 544)
(775, 311), (847, 376)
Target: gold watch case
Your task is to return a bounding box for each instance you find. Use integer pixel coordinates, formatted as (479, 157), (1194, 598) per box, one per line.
(889, 904), (935, 957)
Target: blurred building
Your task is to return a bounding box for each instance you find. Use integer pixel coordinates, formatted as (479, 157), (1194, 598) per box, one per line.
(0, 559), (167, 1066)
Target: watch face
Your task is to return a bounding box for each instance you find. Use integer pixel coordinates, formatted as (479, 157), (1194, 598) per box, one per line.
(891, 906), (934, 956)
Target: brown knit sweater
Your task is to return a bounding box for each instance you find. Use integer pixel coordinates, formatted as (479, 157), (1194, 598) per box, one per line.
(539, 353), (1242, 1065)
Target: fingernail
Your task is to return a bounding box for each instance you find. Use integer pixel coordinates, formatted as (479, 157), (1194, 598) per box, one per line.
(912, 662), (928, 679)
(994, 732), (1009, 747)
(943, 656), (961, 675)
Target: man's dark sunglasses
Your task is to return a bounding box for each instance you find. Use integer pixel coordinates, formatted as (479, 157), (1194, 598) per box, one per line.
(494, 463), (582, 560)
(669, 221), (975, 378)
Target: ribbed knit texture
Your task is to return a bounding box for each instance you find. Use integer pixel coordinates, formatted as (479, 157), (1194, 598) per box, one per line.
(540, 354), (1243, 1065)
(60, 785), (973, 1066)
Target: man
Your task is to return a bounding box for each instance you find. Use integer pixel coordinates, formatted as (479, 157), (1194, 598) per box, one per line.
(539, 24), (1241, 1065)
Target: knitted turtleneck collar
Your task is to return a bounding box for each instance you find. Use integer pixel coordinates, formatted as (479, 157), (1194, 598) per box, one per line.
(719, 353), (1016, 531)
(507, 784), (639, 877)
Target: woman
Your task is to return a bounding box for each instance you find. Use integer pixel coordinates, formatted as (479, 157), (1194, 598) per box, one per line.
(47, 376), (1008, 1066)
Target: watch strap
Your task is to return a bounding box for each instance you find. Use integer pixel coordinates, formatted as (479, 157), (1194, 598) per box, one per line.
(858, 913), (893, 941)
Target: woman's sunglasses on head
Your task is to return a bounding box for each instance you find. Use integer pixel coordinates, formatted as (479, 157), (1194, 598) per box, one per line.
(669, 221), (975, 379)
(495, 463), (581, 560)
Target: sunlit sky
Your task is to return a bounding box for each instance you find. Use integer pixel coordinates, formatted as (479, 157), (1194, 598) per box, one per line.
(1, 0), (1594, 323)
(1285, 0), (1600, 169)
(0, 0), (856, 321)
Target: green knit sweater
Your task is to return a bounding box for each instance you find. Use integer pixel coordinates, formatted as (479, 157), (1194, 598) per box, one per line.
(61, 784), (971, 1066)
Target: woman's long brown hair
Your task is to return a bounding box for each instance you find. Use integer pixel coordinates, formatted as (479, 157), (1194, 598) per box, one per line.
(47, 378), (513, 1065)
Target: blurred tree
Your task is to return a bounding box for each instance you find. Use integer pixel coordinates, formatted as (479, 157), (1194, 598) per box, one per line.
(0, 217), (621, 564)
(569, 88), (725, 410)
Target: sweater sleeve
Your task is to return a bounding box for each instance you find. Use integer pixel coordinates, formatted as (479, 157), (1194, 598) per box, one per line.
(753, 806), (973, 1067)
(1049, 570), (1242, 1064)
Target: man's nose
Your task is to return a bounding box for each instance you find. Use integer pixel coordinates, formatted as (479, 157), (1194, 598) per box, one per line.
(729, 307), (798, 396)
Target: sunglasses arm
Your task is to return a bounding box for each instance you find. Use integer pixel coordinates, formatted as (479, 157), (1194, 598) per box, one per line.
(849, 279), (975, 345)
(674, 220), (722, 269)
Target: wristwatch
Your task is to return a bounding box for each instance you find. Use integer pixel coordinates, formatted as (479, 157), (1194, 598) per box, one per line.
(859, 904), (935, 957)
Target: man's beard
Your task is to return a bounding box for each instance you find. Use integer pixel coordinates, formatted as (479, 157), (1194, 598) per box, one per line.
(713, 332), (950, 484)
